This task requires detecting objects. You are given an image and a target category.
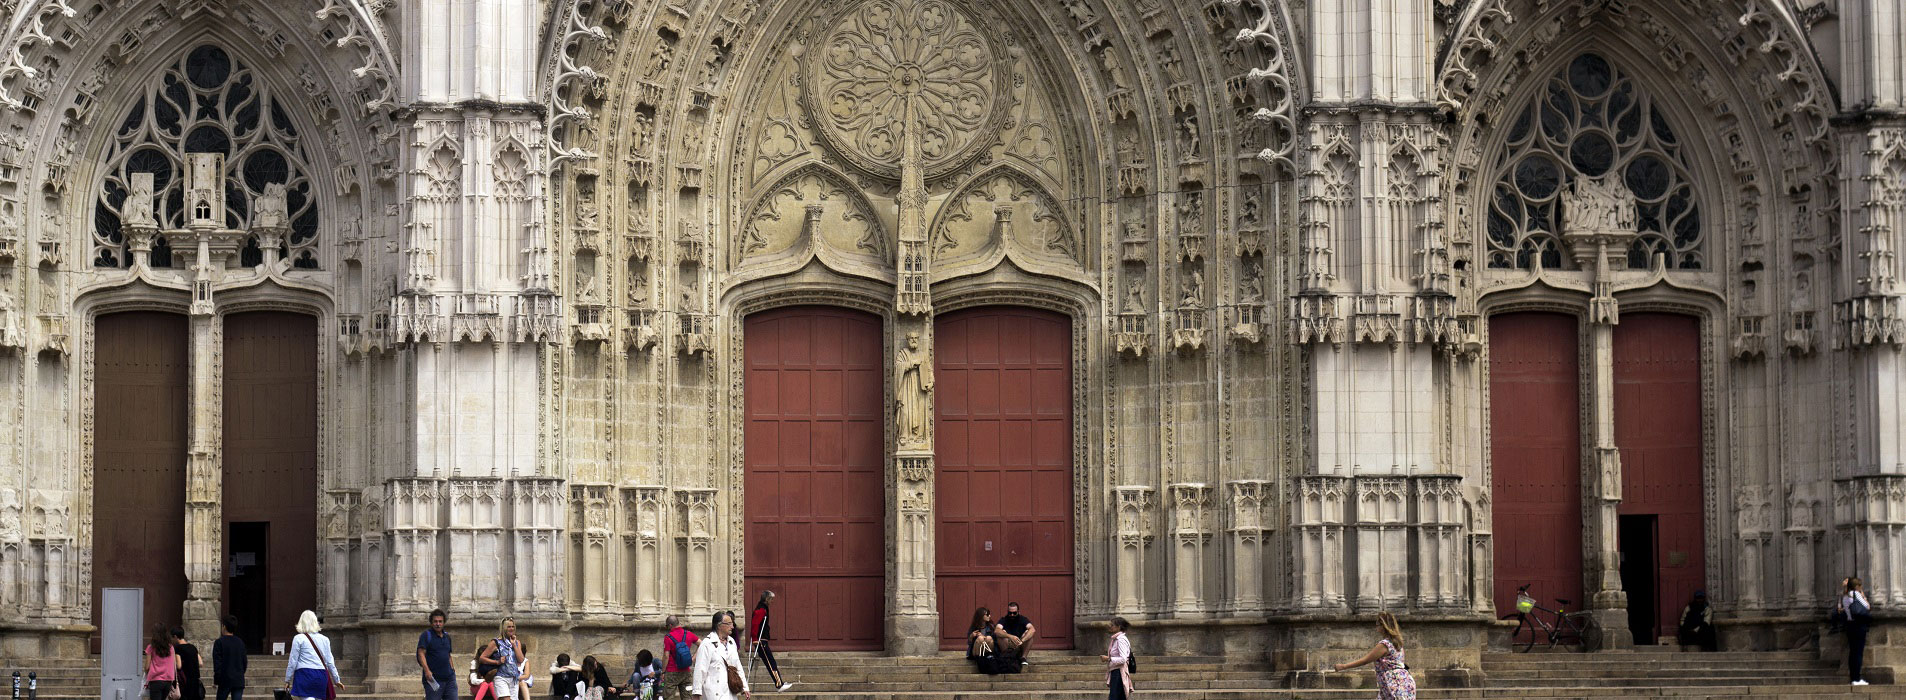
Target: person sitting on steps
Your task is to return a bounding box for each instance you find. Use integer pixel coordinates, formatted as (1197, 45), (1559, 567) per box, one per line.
(996, 602), (1037, 668)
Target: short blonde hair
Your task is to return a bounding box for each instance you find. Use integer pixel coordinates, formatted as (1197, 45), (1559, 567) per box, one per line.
(497, 617), (515, 636)
(296, 610), (321, 635)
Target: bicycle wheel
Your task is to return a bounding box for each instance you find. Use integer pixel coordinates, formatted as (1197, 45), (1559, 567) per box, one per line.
(1555, 613), (1591, 652)
(1510, 614), (1539, 652)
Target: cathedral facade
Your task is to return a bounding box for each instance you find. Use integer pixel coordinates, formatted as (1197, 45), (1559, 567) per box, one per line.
(3, 0), (1906, 685)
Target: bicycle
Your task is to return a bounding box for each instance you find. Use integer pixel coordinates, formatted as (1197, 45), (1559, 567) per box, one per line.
(1501, 583), (1596, 652)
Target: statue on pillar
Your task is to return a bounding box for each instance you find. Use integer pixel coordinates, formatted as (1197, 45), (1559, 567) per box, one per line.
(253, 182), (288, 229)
(896, 331), (933, 447)
(126, 173), (157, 227)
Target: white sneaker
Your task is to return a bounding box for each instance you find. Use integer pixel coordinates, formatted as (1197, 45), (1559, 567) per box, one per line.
(777, 682), (794, 691)
(1853, 680), (1870, 686)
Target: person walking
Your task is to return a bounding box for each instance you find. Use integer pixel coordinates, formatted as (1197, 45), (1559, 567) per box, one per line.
(212, 617), (247, 700)
(173, 627), (206, 700)
(478, 619), (528, 700)
(283, 611), (343, 700)
(1842, 577), (1873, 686)
(1331, 611), (1416, 700)
(1677, 590), (1718, 652)
(691, 612), (749, 700)
(143, 624), (178, 700)
(747, 591), (792, 691)
(1098, 617), (1133, 700)
(657, 616), (699, 700)
(418, 609), (457, 700)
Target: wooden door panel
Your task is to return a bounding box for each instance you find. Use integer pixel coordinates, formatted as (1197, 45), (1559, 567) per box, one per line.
(1614, 313), (1704, 642)
(935, 307), (1073, 650)
(744, 307), (885, 650)
(221, 311), (319, 649)
(93, 312), (191, 632)
(1489, 312), (1584, 617)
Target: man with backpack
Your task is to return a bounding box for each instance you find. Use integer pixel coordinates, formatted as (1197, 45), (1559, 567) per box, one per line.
(658, 616), (699, 700)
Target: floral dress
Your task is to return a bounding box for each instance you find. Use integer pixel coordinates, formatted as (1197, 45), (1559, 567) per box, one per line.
(1374, 639), (1416, 700)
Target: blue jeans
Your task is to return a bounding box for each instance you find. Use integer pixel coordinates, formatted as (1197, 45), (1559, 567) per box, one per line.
(425, 677), (459, 700)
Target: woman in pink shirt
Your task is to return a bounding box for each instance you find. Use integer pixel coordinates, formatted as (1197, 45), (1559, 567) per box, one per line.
(144, 624), (178, 700)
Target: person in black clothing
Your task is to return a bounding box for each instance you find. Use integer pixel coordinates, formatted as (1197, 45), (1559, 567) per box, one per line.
(1677, 590), (1718, 652)
(996, 603), (1036, 667)
(172, 627), (207, 700)
(547, 654), (581, 700)
(212, 616), (248, 700)
(966, 607), (1000, 674)
(579, 656), (619, 700)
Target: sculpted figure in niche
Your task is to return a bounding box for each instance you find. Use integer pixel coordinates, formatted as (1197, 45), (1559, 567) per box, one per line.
(1177, 115), (1201, 158)
(126, 173), (157, 226)
(1180, 269), (1204, 308)
(254, 182), (288, 229)
(1240, 261), (1264, 304)
(1123, 275), (1146, 314)
(896, 332), (934, 447)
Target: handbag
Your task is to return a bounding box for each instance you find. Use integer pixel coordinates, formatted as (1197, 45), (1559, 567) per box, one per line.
(167, 683), (181, 700)
(303, 634), (338, 700)
(724, 661), (744, 694)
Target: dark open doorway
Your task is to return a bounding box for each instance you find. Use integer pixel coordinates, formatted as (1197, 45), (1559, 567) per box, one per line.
(226, 522), (270, 652)
(1619, 514), (1660, 645)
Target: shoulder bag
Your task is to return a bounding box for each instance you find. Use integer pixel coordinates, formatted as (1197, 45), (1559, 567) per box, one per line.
(724, 643), (744, 694)
(303, 634), (338, 700)
(165, 649), (182, 700)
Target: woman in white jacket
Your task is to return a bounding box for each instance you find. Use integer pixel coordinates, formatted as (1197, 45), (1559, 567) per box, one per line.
(691, 612), (750, 700)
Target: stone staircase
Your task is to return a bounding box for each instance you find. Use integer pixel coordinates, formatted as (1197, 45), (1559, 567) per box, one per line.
(3, 648), (1895, 700)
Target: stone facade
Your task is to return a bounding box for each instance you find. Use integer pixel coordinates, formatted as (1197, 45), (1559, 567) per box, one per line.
(1, 0), (1905, 686)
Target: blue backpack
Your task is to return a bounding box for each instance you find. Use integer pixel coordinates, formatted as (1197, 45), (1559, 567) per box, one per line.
(668, 630), (694, 669)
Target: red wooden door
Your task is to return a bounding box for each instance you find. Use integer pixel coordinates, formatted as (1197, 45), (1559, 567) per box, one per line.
(221, 312), (319, 649)
(1614, 313), (1704, 641)
(744, 307), (885, 650)
(1489, 312), (1583, 617)
(93, 311), (190, 631)
(934, 307), (1073, 650)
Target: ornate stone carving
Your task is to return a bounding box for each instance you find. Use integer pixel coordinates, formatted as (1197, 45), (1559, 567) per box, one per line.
(804, 0), (1008, 179)
(895, 331), (933, 449)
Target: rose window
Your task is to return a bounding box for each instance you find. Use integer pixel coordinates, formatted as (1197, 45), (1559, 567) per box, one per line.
(1485, 52), (1702, 270)
(806, 0), (1007, 179)
(93, 44), (321, 269)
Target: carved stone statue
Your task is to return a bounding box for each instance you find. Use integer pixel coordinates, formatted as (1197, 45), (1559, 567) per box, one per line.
(1123, 275), (1146, 314)
(1180, 269), (1205, 308)
(125, 172), (157, 227)
(1563, 176), (1636, 235)
(253, 182), (288, 229)
(895, 332), (934, 446)
(1240, 262), (1264, 304)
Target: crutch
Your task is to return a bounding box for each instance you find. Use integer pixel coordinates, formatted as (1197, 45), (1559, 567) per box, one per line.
(746, 637), (760, 677)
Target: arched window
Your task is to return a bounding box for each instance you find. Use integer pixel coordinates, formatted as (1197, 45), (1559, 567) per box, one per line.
(1485, 52), (1703, 270)
(92, 44), (321, 269)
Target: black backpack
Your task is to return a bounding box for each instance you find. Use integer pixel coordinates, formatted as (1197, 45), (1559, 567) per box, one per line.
(1126, 653), (1137, 674)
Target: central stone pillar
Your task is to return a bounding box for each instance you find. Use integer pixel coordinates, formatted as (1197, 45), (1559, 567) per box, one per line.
(1560, 176), (1640, 650)
(886, 91), (939, 655)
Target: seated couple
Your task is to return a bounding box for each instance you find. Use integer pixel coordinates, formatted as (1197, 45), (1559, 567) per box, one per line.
(965, 603), (1037, 674)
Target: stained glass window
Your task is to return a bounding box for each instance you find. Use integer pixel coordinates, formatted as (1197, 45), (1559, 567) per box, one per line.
(93, 44), (320, 269)
(1485, 52), (1703, 270)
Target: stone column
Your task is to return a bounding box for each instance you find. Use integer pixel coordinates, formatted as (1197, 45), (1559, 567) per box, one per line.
(1225, 480), (1270, 612)
(884, 90), (938, 654)
(181, 309), (221, 643)
(1352, 477), (1407, 612)
(1166, 483), (1213, 613)
(1560, 177), (1641, 649)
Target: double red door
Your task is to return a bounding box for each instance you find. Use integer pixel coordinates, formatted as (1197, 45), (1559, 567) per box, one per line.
(1489, 312), (1584, 616)
(934, 308), (1073, 650)
(1613, 313), (1704, 641)
(743, 307), (886, 650)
